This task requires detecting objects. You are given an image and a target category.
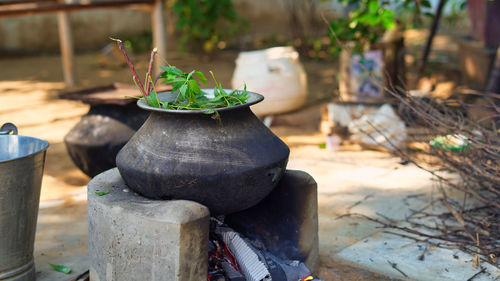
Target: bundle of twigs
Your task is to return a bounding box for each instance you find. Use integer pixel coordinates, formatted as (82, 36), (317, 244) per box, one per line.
(389, 86), (500, 267)
(394, 89), (500, 206)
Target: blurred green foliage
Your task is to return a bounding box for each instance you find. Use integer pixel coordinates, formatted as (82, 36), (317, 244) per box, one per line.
(327, 0), (468, 57)
(166, 0), (470, 59)
(443, 0), (468, 26)
(170, 0), (247, 53)
(328, 0), (397, 56)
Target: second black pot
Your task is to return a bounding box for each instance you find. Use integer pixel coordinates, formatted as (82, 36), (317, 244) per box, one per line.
(64, 104), (149, 177)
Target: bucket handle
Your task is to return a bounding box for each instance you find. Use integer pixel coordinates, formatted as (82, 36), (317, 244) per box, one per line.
(0, 123), (18, 135)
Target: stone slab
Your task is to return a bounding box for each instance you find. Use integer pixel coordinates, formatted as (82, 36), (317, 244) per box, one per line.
(88, 168), (210, 281)
(336, 231), (500, 281)
(318, 215), (381, 255)
(347, 188), (429, 221)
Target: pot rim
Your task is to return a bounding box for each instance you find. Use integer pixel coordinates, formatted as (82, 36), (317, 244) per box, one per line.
(137, 89), (264, 114)
(0, 135), (49, 164)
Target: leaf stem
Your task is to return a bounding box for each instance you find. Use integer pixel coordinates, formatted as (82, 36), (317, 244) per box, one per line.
(149, 74), (160, 105)
(110, 37), (147, 97)
(145, 48), (157, 96)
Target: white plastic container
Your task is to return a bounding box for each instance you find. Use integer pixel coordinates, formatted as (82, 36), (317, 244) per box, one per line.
(231, 46), (307, 116)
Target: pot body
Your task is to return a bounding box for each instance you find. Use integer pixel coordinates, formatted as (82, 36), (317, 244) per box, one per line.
(116, 92), (290, 215)
(0, 134), (49, 281)
(64, 104), (149, 177)
(231, 46), (307, 116)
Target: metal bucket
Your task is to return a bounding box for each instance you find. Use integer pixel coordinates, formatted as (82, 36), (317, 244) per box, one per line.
(0, 123), (49, 281)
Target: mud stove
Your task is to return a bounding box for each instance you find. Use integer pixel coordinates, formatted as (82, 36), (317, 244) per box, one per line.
(88, 168), (319, 281)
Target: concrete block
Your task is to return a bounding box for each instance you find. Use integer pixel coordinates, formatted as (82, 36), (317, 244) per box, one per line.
(225, 170), (319, 273)
(88, 168), (210, 281)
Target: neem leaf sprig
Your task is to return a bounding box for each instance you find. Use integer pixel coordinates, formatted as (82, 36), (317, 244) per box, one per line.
(112, 38), (248, 111)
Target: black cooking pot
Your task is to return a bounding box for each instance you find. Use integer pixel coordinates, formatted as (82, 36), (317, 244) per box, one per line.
(61, 84), (152, 178)
(116, 90), (290, 215)
(64, 104), (149, 178)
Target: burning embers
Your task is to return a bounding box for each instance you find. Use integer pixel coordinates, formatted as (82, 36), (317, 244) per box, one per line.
(208, 219), (321, 281)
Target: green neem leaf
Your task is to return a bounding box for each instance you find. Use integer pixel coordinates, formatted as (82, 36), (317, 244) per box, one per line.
(213, 88), (222, 97)
(95, 185), (110, 196)
(186, 70), (195, 80)
(146, 91), (160, 108)
(189, 103), (201, 109)
(160, 72), (181, 84)
(188, 79), (200, 94)
(172, 77), (187, 83)
(95, 190), (109, 196)
(195, 71), (207, 85)
(237, 91), (248, 101)
(130, 58), (247, 111)
(179, 84), (188, 100)
(237, 84), (249, 101)
(217, 84), (228, 96)
(209, 95), (223, 102)
(160, 66), (183, 75)
(172, 81), (184, 91)
(195, 94), (209, 101)
(165, 74), (178, 83)
(49, 263), (72, 274)
(161, 102), (173, 109)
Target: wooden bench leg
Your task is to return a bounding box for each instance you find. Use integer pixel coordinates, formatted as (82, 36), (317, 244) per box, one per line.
(57, 1), (75, 86)
(57, 11), (75, 86)
(152, 0), (166, 74)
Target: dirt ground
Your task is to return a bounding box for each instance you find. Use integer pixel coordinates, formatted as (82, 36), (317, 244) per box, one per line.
(0, 30), (463, 280)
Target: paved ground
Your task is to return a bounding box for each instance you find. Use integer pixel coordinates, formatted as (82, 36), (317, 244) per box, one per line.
(1, 44), (499, 280)
(288, 146), (500, 281)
